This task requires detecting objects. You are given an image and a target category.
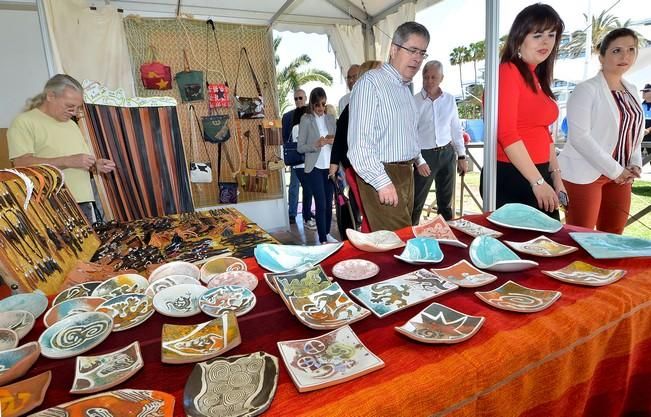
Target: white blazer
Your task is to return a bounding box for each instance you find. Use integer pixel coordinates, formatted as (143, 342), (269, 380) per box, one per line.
(558, 71), (643, 184)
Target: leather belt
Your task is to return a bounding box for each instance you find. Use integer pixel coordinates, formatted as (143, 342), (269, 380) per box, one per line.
(384, 159), (416, 166)
(429, 142), (452, 151)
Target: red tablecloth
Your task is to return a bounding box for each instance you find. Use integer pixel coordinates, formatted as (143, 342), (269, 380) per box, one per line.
(16, 215), (651, 416)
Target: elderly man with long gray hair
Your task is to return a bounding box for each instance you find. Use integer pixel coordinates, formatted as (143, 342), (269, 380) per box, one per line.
(7, 74), (115, 222)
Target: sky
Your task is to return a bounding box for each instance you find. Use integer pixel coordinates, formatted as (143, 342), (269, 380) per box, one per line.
(274, 0), (648, 112)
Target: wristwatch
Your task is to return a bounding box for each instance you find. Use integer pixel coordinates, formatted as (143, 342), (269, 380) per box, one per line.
(531, 177), (545, 187)
(458, 155), (466, 160)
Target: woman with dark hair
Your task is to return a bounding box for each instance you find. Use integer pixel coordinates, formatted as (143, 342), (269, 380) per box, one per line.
(483, 3), (565, 218)
(558, 28), (644, 234)
(297, 87), (337, 244)
(290, 106), (315, 230)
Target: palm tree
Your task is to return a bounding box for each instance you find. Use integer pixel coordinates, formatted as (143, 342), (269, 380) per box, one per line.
(274, 36), (333, 114)
(449, 46), (466, 99)
(469, 41), (485, 83)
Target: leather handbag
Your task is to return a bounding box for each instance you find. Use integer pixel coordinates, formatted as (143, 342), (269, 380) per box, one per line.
(237, 129), (269, 193)
(202, 110), (231, 144)
(175, 50), (204, 103)
(217, 142), (238, 204)
(283, 141), (304, 166)
(206, 20), (230, 109)
(188, 105), (212, 183)
(234, 48), (265, 119)
(139, 46), (172, 90)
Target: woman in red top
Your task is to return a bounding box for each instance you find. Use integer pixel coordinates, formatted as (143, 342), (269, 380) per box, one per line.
(487, 3), (566, 219)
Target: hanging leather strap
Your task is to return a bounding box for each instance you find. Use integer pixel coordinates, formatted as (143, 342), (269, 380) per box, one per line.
(188, 104), (210, 160)
(234, 47), (262, 97)
(207, 19), (229, 86)
(182, 49), (191, 72)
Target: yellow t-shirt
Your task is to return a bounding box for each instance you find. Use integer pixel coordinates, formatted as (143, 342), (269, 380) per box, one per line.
(7, 108), (94, 202)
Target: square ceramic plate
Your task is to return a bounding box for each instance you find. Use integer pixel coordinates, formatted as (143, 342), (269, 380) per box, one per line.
(277, 325), (384, 392)
(263, 263), (316, 293)
(541, 260), (626, 286)
(475, 281), (561, 313)
(288, 282), (370, 329)
(504, 235), (578, 257)
(447, 218), (503, 238)
(272, 265), (332, 315)
(569, 232), (651, 259)
(430, 259), (498, 288)
(412, 215), (467, 248)
(71, 341), (143, 394)
(350, 269), (458, 318)
(395, 303), (485, 343)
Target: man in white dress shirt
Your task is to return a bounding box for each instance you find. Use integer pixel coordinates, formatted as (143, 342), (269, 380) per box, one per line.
(338, 64), (360, 113)
(412, 61), (468, 224)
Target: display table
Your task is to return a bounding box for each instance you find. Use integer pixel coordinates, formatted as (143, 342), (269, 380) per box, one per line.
(20, 214), (651, 416)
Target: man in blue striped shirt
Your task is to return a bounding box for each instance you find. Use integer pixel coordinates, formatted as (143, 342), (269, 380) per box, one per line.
(348, 21), (431, 231)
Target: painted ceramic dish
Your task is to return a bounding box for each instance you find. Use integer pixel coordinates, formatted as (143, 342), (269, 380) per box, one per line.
(0, 341), (40, 386)
(96, 293), (154, 331)
(0, 370), (51, 417)
(254, 242), (343, 273)
(345, 229), (405, 252)
(395, 303), (485, 344)
(0, 291), (48, 319)
(541, 260), (626, 286)
(394, 237), (445, 264)
(145, 275), (201, 297)
(272, 265), (332, 314)
(487, 203), (563, 233)
(504, 235), (578, 257)
(0, 329), (18, 352)
(469, 235), (539, 272)
(53, 281), (102, 306)
(263, 263), (317, 293)
(412, 215), (467, 248)
(200, 256), (247, 284)
(475, 281), (561, 313)
(331, 259), (380, 281)
(447, 218), (503, 238)
(184, 351), (279, 417)
(153, 284), (207, 318)
(91, 274), (149, 299)
(0, 310), (35, 340)
(350, 269), (458, 318)
(207, 270), (259, 291)
(43, 296), (106, 328)
(70, 341), (144, 394)
(161, 313), (241, 364)
(149, 261), (201, 283)
(277, 325), (384, 392)
(199, 285), (256, 317)
(30, 389), (175, 417)
(430, 259), (498, 288)
(288, 282), (370, 330)
(570, 232), (651, 259)
(38, 311), (113, 359)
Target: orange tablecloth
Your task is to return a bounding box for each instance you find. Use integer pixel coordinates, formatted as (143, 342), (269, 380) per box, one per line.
(16, 214), (651, 416)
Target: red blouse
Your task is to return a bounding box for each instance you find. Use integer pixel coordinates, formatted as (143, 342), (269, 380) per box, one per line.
(497, 62), (559, 163)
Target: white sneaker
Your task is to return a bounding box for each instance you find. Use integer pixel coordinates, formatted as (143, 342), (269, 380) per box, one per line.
(325, 234), (339, 243)
(304, 219), (317, 230)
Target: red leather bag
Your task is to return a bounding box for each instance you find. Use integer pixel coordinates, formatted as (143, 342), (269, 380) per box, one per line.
(140, 46), (172, 90)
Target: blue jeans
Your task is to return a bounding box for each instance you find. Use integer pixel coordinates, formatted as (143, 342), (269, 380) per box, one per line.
(294, 167), (313, 221)
(306, 168), (333, 242)
(288, 168), (300, 217)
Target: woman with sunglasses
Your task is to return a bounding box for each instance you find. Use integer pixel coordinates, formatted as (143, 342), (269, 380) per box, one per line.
(297, 87), (338, 244)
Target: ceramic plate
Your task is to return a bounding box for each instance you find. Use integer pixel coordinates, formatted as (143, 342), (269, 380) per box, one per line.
(288, 282), (370, 330)
(0, 291), (48, 319)
(161, 313), (241, 364)
(0, 341), (40, 386)
(570, 232), (651, 259)
(0, 371), (51, 417)
(200, 256), (247, 284)
(31, 389), (175, 417)
(469, 235), (539, 272)
(263, 263), (315, 293)
(149, 261), (201, 283)
(277, 325), (384, 392)
(91, 274), (149, 299)
(447, 218), (503, 238)
(331, 259), (380, 281)
(412, 215), (467, 247)
(0, 329), (18, 352)
(394, 237), (445, 264)
(145, 275), (201, 297)
(0, 310), (35, 340)
(541, 260), (626, 286)
(71, 341), (144, 394)
(43, 296), (106, 328)
(53, 281), (102, 306)
(184, 351), (279, 417)
(345, 229), (405, 252)
(475, 281), (561, 313)
(504, 235), (578, 257)
(254, 242), (343, 273)
(207, 270), (259, 291)
(199, 285), (256, 317)
(272, 265), (333, 314)
(395, 303), (485, 343)
(350, 269), (458, 318)
(96, 293), (155, 331)
(487, 203), (563, 233)
(430, 259), (498, 288)
(153, 284), (207, 318)
(38, 311), (113, 359)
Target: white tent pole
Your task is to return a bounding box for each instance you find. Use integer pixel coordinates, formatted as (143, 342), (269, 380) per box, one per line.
(36, 0), (56, 76)
(482, 0), (499, 212)
(364, 23), (376, 60)
(267, 0), (300, 30)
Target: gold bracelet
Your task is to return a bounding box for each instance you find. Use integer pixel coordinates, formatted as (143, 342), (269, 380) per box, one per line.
(550, 168), (561, 174)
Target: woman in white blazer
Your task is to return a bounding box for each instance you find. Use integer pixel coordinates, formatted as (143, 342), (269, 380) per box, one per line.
(558, 28), (644, 234)
(297, 87), (337, 244)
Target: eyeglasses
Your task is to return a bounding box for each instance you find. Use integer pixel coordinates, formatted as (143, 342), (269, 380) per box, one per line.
(313, 101), (326, 108)
(294, 96), (305, 101)
(393, 43), (428, 59)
